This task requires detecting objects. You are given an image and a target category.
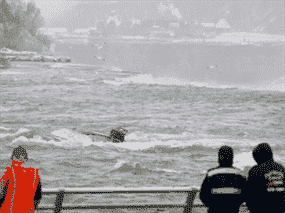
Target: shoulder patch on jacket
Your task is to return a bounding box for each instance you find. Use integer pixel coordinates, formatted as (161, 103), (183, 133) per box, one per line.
(208, 167), (242, 177)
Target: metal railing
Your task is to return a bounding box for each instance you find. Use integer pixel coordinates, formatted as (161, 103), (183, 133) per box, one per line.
(38, 187), (247, 212)
(37, 187), (199, 212)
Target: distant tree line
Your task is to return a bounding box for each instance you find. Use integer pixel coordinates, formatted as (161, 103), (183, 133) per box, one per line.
(0, 0), (52, 52)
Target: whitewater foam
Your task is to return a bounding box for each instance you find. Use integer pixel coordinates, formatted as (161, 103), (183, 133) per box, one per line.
(102, 137), (239, 151)
(5, 128), (97, 149)
(0, 128), (31, 139)
(111, 160), (179, 175)
(109, 66), (123, 72)
(0, 126), (11, 131)
(105, 71), (284, 92)
(2, 127), (282, 158)
(105, 73), (236, 89)
(50, 63), (66, 68)
(69, 78), (86, 82)
(51, 128), (94, 148)
(10, 135), (57, 147)
(103, 80), (125, 86)
(115, 74), (190, 86)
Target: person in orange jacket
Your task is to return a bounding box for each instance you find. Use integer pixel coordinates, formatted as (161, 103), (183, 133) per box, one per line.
(0, 146), (42, 212)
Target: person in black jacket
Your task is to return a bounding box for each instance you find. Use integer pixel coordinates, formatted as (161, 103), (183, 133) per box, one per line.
(200, 146), (246, 213)
(245, 143), (285, 213)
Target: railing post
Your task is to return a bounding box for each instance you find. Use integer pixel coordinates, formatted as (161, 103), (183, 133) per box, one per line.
(54, 189), (65, 213)
(183, 189), (198, 213)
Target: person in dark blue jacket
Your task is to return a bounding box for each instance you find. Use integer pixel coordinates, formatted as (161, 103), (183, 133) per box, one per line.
(245, 143), (285, 213)
(200, 146), (246, 213)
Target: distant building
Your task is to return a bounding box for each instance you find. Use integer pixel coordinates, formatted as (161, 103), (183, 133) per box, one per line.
(105, 10), (121, 36)
(106, 10), (121, 27)
(216, 19), (231, 34)
(106, 16), (121, 26)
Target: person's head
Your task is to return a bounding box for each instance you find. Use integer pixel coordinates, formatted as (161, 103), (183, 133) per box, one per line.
(218, 146), (234, 167)
(11, 146), (28, 162)
(252, 143), (273, 165)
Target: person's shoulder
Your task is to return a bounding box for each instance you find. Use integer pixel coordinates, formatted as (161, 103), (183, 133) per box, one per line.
(231, 166), (243, 173)
(207, 166), (242, 177)
(207, 166), (219, 174)
(247, 164), (264, 178)
(274, 161), (285, 171)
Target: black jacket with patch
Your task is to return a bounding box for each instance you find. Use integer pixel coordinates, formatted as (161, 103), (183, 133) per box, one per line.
(245, 159), (285, 213)
(200, 166), (246, 213)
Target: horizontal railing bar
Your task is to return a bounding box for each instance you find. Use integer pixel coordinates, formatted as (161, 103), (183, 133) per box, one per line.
(37, 204), (247, 210)
(42, 187), (200, 194)
(65, 204), (186, 210)
(37, 205), (186, 211)
(38, 188), (248, 212)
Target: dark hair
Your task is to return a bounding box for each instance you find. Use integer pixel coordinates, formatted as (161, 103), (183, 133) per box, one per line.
(253, 143), (273, 164)
(11, 146), (28, 161)
(218, 146), (233, 166)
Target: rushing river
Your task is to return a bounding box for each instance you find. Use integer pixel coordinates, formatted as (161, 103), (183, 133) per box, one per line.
(0, 40), (284, 212)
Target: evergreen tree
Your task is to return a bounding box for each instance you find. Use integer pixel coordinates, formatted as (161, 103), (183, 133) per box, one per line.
(0, 0), (51, 51)
(0, 0), (15, 47)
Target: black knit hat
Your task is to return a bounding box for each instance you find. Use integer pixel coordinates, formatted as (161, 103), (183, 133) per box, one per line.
(11, 146), (28, 161)
(218, 146), (234, 166)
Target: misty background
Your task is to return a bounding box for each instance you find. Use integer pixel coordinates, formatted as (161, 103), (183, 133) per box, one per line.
(36, 1), (283, 34)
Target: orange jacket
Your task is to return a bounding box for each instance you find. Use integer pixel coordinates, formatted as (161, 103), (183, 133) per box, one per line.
(0, 162), (39, 213)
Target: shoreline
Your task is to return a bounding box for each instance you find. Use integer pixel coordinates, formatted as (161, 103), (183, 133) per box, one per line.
(56, 33), (284, 47)
(0, 47), (71, 63)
